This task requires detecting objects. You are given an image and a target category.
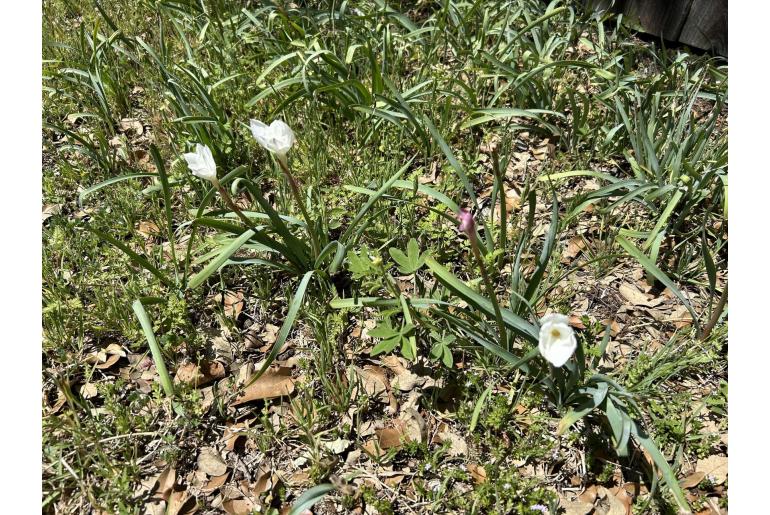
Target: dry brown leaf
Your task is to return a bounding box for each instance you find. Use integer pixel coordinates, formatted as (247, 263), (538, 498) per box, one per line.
(232, 367), (295, 405)
(619, 282), (661, 307)
(137, 221), (161, 238)
(533, 139), (555, 161)
(252, 467), (277, 496)
(201, 472), (229, 493)
(150, 466), (176, 501)
(418, 161), (439, 184)
(80, 382), (98, 399)
(578, 485), (598, 504)
(376, 427), (405, 449)
(398, 409), (426, 443)
(569, 315), (587, 329)
(288, 470), (312, 487)
(223, 422), (249, 451)
(435, 428), (467, 456)
(696, 455), (728, 485)
(174, 361), (226, 388)
(48, 391), (67, 415)
(212, 291), (246, 319)
(595, 486), (628, 515)
(680, 471), (707, 489)
(94, 353), (121, 370)
(353, 365), (391, 404)
(562, 236), (587, 263)
(261, 323), (279, 344)
(384, 475), (405, 487)
(120, 118), (144, 136)
(559, 492), (594, 515)
(599, 319), (622, 338)
(324, 438), (351, 454)
(668, 305), (694, 328)
(380, 356), (422, 392)
(166, 489), (197, 515)
(42, 203), (62, 222)
(361, 439), (386, 458)
(222, 498), (256, 515)
(468, 463), (487, 484)
(197, 447), (227, 477)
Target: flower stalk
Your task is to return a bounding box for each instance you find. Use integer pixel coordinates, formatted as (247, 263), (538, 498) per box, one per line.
(276, 158), (319, 258)
(457, 209), (508, 349)
(250, 118), (319, 258)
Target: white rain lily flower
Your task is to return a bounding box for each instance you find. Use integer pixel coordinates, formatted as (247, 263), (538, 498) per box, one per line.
(538, 313), (577, 367)
(249, 119), (296, 163)
(183, 143), (218, 184)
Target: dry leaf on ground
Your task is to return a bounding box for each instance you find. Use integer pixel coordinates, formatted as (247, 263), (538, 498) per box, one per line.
(223, 422), (249, 451)
(559, 492), (594, 515)
(594, 486), (628, 515)
(42, 203), (62, 222)
(232, 367), (295, 405)
(680, 471), (707, 489)
(201, 472), (229, 493)
(166, 489), (197, 515)
(174, 361), (226, 388)
(696, 455), (728, 485)
(380, 356), (423, 391)
(80, 382), (98, 399)
(197, 447), (228, 477)
(222, 498), (256, 515)
(468, 464), (487, 484)
(619, 282), (662, 308)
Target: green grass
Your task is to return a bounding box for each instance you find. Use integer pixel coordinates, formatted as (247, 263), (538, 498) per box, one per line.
(43, 1), (727, 513)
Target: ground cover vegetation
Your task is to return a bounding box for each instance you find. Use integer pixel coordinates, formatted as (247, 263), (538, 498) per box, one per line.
(42, 1), (727, 513)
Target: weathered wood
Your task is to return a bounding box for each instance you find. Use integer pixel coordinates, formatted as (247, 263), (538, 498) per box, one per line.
(622, 0), (694, 42)
(584, 0), (727, 56)
(679, 0), (727, 56)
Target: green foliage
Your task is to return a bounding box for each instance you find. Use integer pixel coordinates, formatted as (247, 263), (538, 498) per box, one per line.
(43, 0), (727, 512)
(388, 238), (427, 275)
(369, 317), (416, 359)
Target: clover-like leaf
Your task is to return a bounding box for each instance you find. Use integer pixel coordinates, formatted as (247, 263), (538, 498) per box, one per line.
(388, 238), (426, 274)
(347, 247), (375, 279)
(369, 318), (402, 356)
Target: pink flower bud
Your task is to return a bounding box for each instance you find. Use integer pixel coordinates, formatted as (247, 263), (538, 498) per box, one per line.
(457, 208), (475, 236)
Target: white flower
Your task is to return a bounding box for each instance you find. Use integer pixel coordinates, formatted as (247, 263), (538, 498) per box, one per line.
(182, 143), (217, 184)
(249, 119), (295, 162)
(538, 313), (577, 367)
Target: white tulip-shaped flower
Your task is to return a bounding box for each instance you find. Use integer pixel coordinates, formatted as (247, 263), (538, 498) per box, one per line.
(538, 313), (577, 367)
(249, 119), (296, 164)
(183, 143), (218, 185)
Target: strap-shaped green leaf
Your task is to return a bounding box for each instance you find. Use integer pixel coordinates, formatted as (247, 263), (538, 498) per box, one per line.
(617, 235), (700, 335)
(425, 256), (538, 341)
(288, 484), (336, 515)
(187, 229), (256, 290)
(631, 421), (691, 513)
(244, 271), (314, 388)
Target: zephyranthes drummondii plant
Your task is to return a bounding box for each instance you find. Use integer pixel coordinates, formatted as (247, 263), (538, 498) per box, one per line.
(332, 202), (691, 513)
(81, 119), (414, 401)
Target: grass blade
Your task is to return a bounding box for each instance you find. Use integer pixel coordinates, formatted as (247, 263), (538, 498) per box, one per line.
(288, 483), (336, 515)
(617, 236), (700, 335)
(79, 173), (156, 205)
(84, 225), (174, 288)
(132, 299), (174, 399)
(631, 421), (691, 513)
(245, 271), (314, 387)
(425, 256), (538, 341)
(187, 229), (256, 290)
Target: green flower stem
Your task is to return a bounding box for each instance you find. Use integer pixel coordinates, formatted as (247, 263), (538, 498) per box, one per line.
(468, 234), (508, 350)
(215, 181), (260, 230)
(277, 158), (319, 258)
